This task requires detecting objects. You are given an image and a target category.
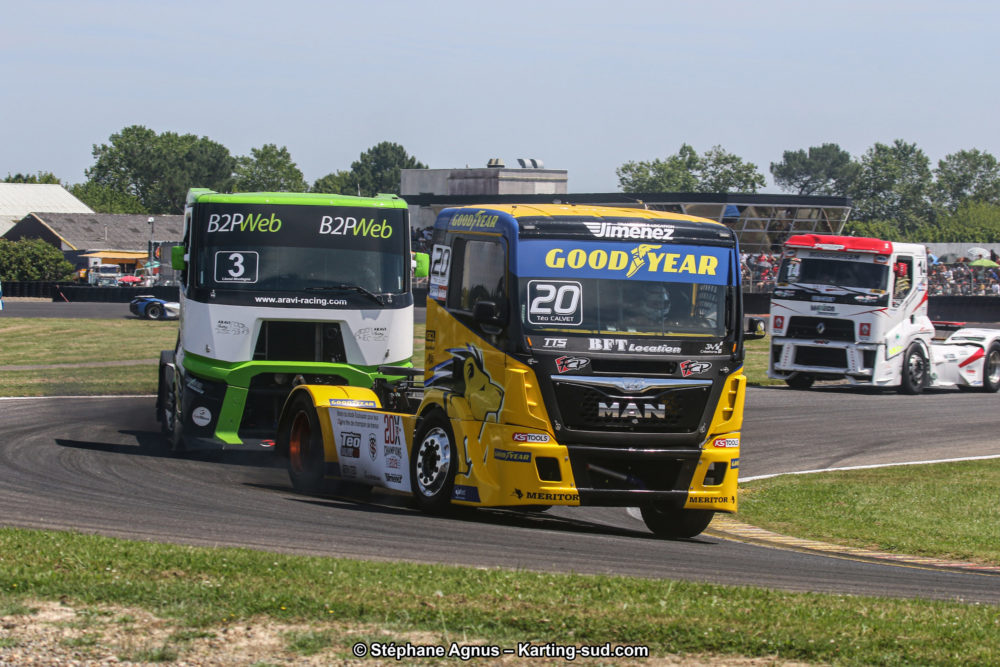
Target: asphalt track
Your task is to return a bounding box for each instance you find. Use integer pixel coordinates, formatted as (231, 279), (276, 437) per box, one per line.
(1, 301), (998, 604)
(1, 388), (999, 604)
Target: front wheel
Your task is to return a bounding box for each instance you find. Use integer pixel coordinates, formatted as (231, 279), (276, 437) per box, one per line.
(145, 303), (163, 320)
(641, 505), (715, 539)
(980, 342), (1000, 393)
(281, 393), (327, 494)
(785, 373), (814, 390)
(410, 412), (458, 513)
(159, 363), (186, 453)
(899, 344), (928, 395)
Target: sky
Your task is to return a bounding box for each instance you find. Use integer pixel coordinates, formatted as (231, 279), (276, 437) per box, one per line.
(2, 0), (999, 194)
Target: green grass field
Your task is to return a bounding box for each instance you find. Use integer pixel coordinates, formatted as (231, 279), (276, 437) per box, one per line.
(1, 314), (997, 664)
(0, 527), (997, 665)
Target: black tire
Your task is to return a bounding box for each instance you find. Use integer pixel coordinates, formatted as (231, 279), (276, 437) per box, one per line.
(641, 505), (715, 539)
(899, 344), (928, 395)
(410, 411), (458, 513)
(158, 362), (174, 437)
(145, 303), (163, 320)
(281, 393), (327, 494)
(159, 362), (186, 453)
(980, 342), (1000, 393)
(785, 373), (814, 390)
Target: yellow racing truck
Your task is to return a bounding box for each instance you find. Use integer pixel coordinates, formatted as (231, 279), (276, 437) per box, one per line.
(276, 204), (764, 538)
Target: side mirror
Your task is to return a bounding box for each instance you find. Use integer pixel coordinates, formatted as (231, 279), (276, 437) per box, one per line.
(473, 300), (507, 333)
(412, 251), (430, 279)
(745, 317), (766, 340)
(171, 245), (187, 271)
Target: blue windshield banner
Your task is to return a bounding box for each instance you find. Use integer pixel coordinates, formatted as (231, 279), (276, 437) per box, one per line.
(517, 240), (731, 285)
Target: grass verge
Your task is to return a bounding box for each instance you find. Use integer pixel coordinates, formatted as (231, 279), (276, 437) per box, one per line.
(739, 459), (1000, 566)
(0, 527), (998, 665)
(0, 318), (177, 367)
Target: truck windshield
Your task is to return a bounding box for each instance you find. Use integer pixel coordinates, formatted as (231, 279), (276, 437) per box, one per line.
(778, 257), (888, 291)
(191, 204), (407, 295)
(515, 239), (733, 338)
(518, 277), (727, 337)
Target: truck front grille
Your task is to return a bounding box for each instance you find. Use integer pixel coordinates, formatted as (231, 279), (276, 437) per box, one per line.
(787, 316), (855, 342)
(794, 346), (848, 368)
(252, 321), (346, 363)
(554, 382), (709, 434)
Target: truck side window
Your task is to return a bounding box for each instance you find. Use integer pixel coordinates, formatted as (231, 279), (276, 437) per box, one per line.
(892, 256), (913, 305)
(447, 238), (506, 312)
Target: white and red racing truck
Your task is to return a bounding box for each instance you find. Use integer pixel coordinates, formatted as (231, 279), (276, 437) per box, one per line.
(768, 234), (1000, 393)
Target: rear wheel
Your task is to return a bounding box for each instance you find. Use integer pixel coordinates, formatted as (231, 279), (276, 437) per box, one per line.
(282, 393), (327, 494)
(641, 505), (715, 539)
(899, 344), (928, 395)
(145, 303), (163, 320)
(981, 342), (1000, 393)
(410, 412), (458, 513)
(785, 373), (814, 390)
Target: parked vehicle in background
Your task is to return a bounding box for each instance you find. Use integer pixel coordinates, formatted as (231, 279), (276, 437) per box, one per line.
(89, 264), (123, 287)
(769, 234), (1000, 393)
(130, 295), (179, 320)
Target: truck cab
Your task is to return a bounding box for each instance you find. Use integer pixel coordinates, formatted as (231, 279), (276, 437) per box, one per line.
(769, 234), (1000, 392)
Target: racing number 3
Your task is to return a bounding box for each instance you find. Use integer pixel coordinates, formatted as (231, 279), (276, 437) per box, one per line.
(214, 250), (259, 284)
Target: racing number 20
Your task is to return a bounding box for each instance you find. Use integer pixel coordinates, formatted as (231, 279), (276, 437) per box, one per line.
(527, 280), (582, 325)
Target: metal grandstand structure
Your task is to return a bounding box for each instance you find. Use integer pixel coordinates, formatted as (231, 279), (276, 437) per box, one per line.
(403, 192), (851, 257)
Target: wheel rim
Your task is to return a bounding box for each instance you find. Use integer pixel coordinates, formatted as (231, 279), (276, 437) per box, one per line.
(987, 349), (1000, 385)
(908, 351), (926, 386)
(415, 427), (451, 497)
(289, 411), (311, 475)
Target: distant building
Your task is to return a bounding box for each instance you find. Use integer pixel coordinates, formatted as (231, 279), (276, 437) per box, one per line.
(4, 212), (183, 276)
(0, 183), (93, 236)
(400, 161), (851, 257)
(401, 158), (568, 229)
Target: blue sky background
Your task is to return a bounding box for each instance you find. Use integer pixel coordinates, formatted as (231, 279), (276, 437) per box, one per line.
(2, 0), (998, 193)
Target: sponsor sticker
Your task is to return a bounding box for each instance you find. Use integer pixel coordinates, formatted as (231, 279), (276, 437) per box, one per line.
(512, 432), (551, 443)
(355, 327), (388, 342)
(713, 437), (740, 448)
(680, 360), (712, 377)
(518, 240), (730, 285)
(588, 338), (680, 354)
(214, 320), (250, 335)
(555, 356), (590, 373)
(329, 399), (378, 408)
(452, 485), (481, 502)
(191, 406), (212, 427)
(494, 448), (532, 463)
(340, 432), (361, 458)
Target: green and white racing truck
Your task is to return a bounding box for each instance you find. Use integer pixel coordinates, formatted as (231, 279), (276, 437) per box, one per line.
(157, 188), (424, 451)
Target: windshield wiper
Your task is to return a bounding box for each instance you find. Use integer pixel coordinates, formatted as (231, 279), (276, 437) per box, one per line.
(823, 284), (871, 296)
(784, 283), (822, 294)
(306, 283), (384, 305)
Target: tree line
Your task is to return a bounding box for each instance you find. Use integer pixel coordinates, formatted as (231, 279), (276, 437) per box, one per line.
(617, 141), (1000, 243)
(4, 125), (426, 216)
(7, 126), (1000, 243)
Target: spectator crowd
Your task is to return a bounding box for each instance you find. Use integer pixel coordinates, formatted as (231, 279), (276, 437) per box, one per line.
(741, 249), (1000, 296)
